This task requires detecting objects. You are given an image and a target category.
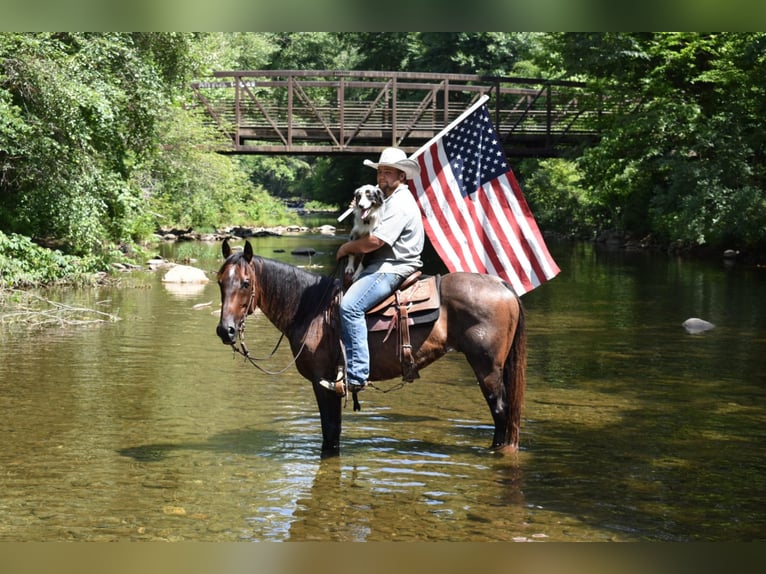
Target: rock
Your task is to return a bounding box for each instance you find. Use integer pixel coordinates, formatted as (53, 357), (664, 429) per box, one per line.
(291, 247), (316, 256)
(147, 256), (167, 270)
(162, 264), (209, 284)
(229, 226), (281, 238)
(317, 225), (336, 235)
(682, 318), (715, 334)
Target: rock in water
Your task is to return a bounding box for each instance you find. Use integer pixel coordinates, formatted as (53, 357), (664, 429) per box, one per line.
(162, 264), (209, 284)
(682, 318), (715, 334)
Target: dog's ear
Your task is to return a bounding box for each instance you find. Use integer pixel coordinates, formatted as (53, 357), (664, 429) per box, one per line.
(373, 187), (384, 204)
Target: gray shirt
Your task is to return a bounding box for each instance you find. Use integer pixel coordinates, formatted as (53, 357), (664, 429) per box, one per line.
(365, 184), (424, 277)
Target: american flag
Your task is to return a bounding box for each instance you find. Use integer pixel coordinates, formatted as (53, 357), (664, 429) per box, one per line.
(409, 97), (560, 295)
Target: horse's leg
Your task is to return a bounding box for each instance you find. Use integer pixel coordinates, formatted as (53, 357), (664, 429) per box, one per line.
(474, 361), (514, 452)
(464, 304), (526, 453)
(311, 381), (343, 457)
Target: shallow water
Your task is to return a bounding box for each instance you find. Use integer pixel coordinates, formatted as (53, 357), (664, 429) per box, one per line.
(1, 235), (764, 541)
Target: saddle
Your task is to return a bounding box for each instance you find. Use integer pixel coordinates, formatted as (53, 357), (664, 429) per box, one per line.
(365, 271), (441, 382)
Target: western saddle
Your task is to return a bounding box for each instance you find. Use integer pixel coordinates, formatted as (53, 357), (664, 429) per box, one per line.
(364, 271), (441, 382)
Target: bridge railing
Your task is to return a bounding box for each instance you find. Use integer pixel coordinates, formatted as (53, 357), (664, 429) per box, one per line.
(190, 70), (607, 156)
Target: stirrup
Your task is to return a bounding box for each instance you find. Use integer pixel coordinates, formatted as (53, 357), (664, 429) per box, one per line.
(319, 365), (347, 396)
(318, 377), (346, 396)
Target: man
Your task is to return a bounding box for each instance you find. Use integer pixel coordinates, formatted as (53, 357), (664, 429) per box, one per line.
(334, 147), (424, 393)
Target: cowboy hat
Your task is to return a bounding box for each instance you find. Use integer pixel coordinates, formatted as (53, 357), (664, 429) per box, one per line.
(363, 147), (420, 180)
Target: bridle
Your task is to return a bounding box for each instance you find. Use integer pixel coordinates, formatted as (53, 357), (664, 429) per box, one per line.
(226, 257), (341, 376)
(224, 258), (295, 375)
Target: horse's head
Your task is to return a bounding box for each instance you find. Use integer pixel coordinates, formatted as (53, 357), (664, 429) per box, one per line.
(216, 239), (256, 345)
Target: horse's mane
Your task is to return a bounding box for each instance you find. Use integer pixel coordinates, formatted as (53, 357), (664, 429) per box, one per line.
(223, 253), (338, 329)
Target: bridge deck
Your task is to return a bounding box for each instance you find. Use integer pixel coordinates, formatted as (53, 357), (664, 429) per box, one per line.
(191, 70), (606, 157)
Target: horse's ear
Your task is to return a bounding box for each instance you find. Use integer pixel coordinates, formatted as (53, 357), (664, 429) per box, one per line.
(222, 238), (231, 259)
(244, 240), (254, 262)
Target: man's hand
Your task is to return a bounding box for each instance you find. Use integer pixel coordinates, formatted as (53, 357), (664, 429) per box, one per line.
(336, 235), (386, 261)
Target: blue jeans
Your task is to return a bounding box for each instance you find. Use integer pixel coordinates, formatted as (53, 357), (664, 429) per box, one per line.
(340, 271), (404, 384)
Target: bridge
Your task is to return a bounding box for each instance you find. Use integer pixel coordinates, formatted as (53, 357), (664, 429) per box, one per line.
(190, 70), (609, 158)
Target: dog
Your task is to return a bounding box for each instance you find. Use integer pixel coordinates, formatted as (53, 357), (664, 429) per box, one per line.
(345, 184), (385, 286)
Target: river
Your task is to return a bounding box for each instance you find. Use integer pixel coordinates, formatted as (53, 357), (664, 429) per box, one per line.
(0, 231), (764, 541)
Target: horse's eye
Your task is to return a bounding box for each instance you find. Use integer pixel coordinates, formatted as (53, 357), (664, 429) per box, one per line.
(242, 279), (250, 289)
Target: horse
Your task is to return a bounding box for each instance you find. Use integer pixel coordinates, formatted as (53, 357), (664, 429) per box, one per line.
(216, 239), (527, 457)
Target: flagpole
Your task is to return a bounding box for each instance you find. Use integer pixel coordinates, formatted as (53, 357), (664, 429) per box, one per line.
(410, 93), (490, 160)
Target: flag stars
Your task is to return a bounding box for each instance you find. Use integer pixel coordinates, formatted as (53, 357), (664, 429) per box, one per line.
(442, 106), (511, 195)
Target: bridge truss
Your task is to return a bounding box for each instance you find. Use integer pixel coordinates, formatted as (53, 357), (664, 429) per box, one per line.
(190, 70), (607, 157)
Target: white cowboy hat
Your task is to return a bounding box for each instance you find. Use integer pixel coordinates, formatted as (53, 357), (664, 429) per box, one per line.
(363, 147), (421, 180)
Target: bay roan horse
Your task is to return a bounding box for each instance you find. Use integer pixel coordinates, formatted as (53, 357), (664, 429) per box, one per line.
(216, 239), (527, 457)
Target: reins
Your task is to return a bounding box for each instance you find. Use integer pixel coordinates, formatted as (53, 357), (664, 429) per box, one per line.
(231, 324), (290, 375)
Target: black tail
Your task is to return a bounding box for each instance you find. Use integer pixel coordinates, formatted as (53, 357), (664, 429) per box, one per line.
(504, 295), (527, 449)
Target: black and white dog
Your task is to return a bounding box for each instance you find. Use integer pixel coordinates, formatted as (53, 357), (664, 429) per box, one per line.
(345, 184), (385, 283)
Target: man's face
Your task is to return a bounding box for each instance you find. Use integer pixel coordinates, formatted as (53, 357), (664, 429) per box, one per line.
(377, 166), (403, 195)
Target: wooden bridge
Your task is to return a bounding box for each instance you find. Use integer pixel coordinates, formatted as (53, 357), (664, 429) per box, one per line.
(190, 70), (609, 158)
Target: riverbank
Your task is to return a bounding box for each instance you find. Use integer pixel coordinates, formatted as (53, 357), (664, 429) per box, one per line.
(590, 229), (766, 268)
(154, 222), (340, 243)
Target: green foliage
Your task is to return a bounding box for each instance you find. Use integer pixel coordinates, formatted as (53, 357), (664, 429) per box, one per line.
(134, 105), (298, 231)
(192, 32), (278, 73)
(413, 32), (540, 76)
(303, 200), (339, 212)
(345, 32), (540, 77)
(265, 33), (356, 70)
(0, 231), (100, 287)
(0, 32), (192, 254)
(303, 156), (368, 207)
(234, 187), (300, 227)
(520, 158), (596, 239)
(0, 32), (298, 263)
(547, 32), (766, 250)
(241, 155), (313, 198)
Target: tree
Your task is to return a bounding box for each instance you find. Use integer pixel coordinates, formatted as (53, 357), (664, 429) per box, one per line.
(0, 33), (194, 253)
(545, 32), (766, 250)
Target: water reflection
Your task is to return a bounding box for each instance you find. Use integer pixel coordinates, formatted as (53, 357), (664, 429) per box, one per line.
(286, 449), (527, 542)
(1, 235), (765, 541)
(162, 282), (208, 299)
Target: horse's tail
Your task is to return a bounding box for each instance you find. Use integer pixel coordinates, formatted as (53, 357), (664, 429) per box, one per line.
(504, 292), (527, 450)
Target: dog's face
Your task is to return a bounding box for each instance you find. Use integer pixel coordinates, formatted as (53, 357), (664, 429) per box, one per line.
(353, 185), (384, 220)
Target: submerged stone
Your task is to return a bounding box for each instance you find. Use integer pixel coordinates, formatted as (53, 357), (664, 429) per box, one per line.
(682, 317), (715, 334)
